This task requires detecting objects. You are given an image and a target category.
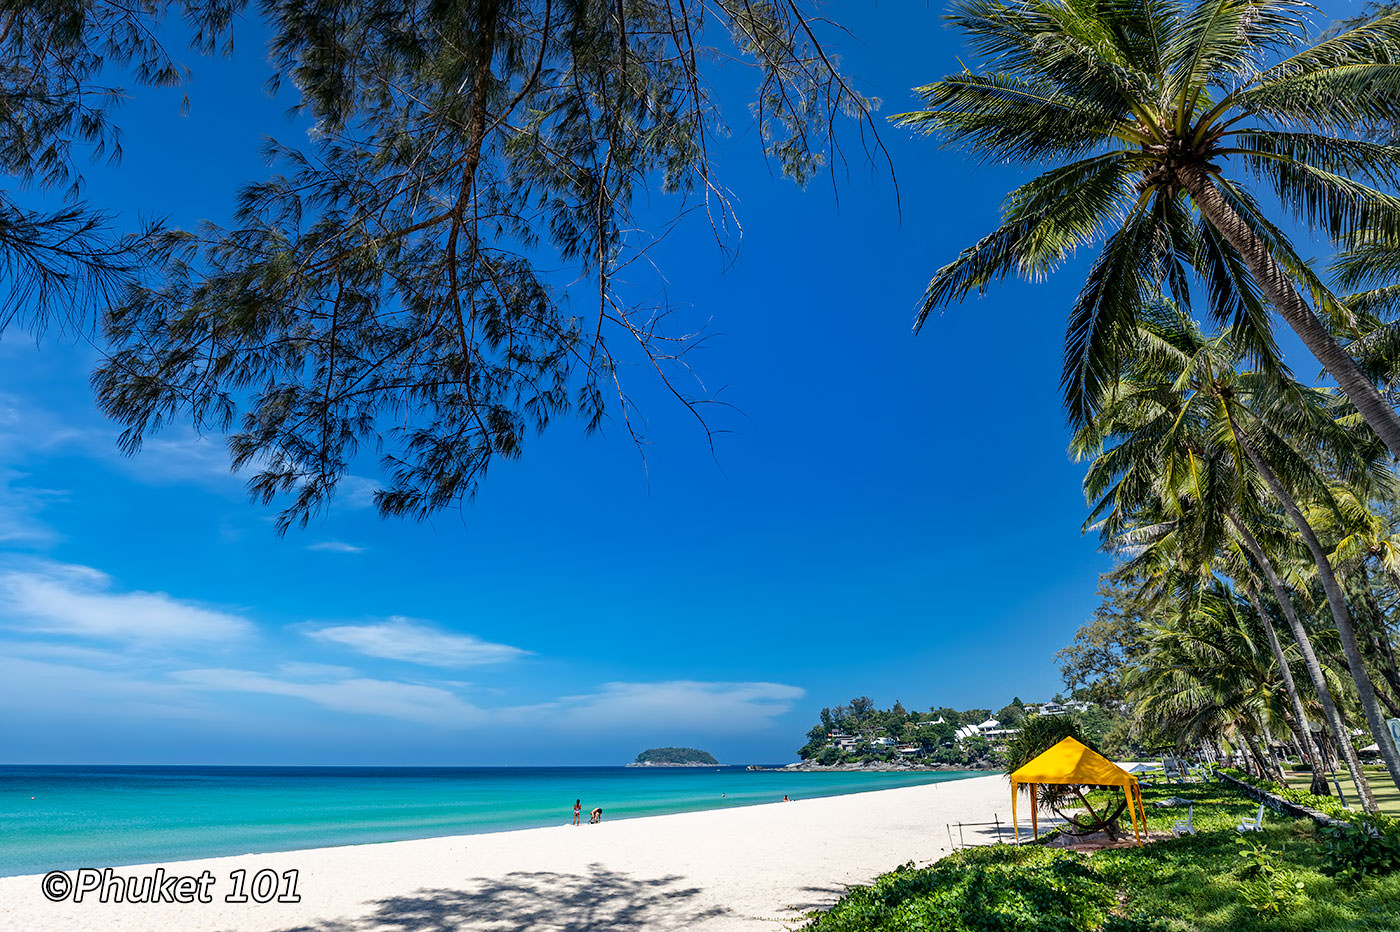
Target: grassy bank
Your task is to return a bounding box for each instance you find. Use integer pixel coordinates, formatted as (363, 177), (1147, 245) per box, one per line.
(1281, 766), (1400, 817)
(802, 781), (1400, 931)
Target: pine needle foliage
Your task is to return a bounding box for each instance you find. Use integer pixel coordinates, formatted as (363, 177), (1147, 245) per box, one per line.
(90, 1), (882, 531)
(0, 0), (238, 335)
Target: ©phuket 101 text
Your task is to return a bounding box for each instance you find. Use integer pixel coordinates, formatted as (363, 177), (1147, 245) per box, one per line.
(41, 867), (302, 904)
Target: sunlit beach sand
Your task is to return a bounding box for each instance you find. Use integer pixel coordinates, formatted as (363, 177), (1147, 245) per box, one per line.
(0, 775), (1009, 932)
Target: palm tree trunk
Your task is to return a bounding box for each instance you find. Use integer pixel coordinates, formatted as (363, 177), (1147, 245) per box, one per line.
(1181, 168), (1400, 460)
(1241, 581), (1331, 795)
(1244, 731), (1276, 781)
(1356, 566), (1400, 708)
(1230, 421), (1400, 800)
(1229, 511), (1377, 810)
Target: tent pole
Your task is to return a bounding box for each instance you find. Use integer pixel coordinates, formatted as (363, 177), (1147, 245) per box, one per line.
(1011, 780), (1018, 845)
(1031, 783), (1038, 840)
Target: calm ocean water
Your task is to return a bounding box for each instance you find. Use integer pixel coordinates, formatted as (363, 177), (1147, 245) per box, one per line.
(0, 765), (983, 877)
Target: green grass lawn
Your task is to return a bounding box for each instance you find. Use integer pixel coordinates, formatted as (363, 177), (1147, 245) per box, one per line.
(802, 780), (1400, 932)
(1281, 766), (1400, 816)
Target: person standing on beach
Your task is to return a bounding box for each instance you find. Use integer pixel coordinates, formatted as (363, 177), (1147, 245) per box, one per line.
(572, 799), (582, 825)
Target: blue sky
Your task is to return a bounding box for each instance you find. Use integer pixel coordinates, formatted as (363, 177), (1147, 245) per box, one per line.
(0, 4), (1354, 765)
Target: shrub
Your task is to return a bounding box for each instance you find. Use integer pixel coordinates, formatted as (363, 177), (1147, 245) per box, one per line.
(1320, 820), (1400, 885)
(1233, 837), (1307, 914)
(802, 845), (1119, 932)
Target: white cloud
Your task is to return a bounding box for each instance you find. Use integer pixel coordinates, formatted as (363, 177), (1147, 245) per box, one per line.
(335, 475), (379, 509)
(0, 562), (255, 643)
(276, 661), (355, 678)
(0, 655), (209, 722)
(303, 617), (529, 668)
(173, 667), (483, 725)
(0, 471), (64, 545)
(119, 434), (236, 486)
(512, 681), (806, 734)
(3, 640), (133, 667)
(306, 541), (365, 554)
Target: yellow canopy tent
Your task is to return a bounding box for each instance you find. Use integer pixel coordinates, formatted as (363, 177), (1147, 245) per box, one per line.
(1010, 736), (1150, 846)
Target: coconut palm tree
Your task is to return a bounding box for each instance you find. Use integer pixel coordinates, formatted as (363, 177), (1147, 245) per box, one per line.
(1225, 540), (1332, 793)
(1227, 515), (1373, 801)
(1218, 397), (1400, 793)
(1306, 484), (1400, 713)
(1074, 301), (1390, 806)
(900, 0), (1400, 457)
(1128, 585), (1290, 780)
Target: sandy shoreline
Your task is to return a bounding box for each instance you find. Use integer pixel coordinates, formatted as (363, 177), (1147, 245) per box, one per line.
(0, 774), (1016, 931)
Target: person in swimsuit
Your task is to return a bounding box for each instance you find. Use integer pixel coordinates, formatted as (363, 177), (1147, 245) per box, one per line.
(572, 799), (582, 825)
(589, 806), (603, 824)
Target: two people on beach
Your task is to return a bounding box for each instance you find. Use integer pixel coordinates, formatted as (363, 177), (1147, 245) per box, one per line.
(572, 799), (603, 825)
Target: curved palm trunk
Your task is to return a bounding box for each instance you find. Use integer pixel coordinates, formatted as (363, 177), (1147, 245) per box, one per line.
(1182, 170), (1400, 461)
(1357, 568), (1400, 712)
(1241, 581), (1331, 795)
(1229, 512), (1377, 810)
(1231, 423), (1400, 800)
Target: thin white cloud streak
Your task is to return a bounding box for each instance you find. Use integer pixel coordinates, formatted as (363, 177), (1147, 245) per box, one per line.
(277, 661), (356, 678)
(306, 541), (365, 554)
(2, 638), (803, 735)
(173, 668), (484, 725)
(0, 563), (254, 643)
(0, 467), (67, 545)
(508, 681), (806, 734)
(304, 617), (529, 668)
(0, 656), (211, 722)
(335, 475), (379, 509)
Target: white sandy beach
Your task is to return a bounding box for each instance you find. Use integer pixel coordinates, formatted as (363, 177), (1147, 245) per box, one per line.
(0, 774), (1026, 932)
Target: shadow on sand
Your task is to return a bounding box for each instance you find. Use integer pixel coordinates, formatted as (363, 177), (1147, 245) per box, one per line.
(269, 863), (733, 932)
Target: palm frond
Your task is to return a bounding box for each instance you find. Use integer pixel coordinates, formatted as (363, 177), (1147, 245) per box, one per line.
(1062, 199), (1177, 427)
(914, 154), (1133, 327)
(1242, 62), (1400, 132)
(897, 72), (1130, 160)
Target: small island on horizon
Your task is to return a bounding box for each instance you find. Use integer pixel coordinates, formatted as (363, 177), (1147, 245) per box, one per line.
(627, 747), (720, 767)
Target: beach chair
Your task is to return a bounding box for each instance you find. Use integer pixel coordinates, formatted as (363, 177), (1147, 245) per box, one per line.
(1236, 803), (1265, 833)
(1171, 803), (1196, 837)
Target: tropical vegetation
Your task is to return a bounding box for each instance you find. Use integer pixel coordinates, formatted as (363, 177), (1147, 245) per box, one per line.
(796, 696), (1136, 767)
(897, 0), (1400, 812)
(631, 747), (718, 766)
(1056, 301), (1400, 810)
(802, 781), (1400, 932)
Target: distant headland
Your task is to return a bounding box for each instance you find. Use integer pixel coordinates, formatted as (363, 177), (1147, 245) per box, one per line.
(627, 747), (719, 767)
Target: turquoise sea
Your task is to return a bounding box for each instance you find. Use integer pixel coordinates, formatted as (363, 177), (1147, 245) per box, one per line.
(0, 765), (983, 877)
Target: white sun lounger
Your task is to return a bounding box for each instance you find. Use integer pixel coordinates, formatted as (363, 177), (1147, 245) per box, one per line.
(1236, 802), (1265, 833)
(1172, 803), (1196, 836)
